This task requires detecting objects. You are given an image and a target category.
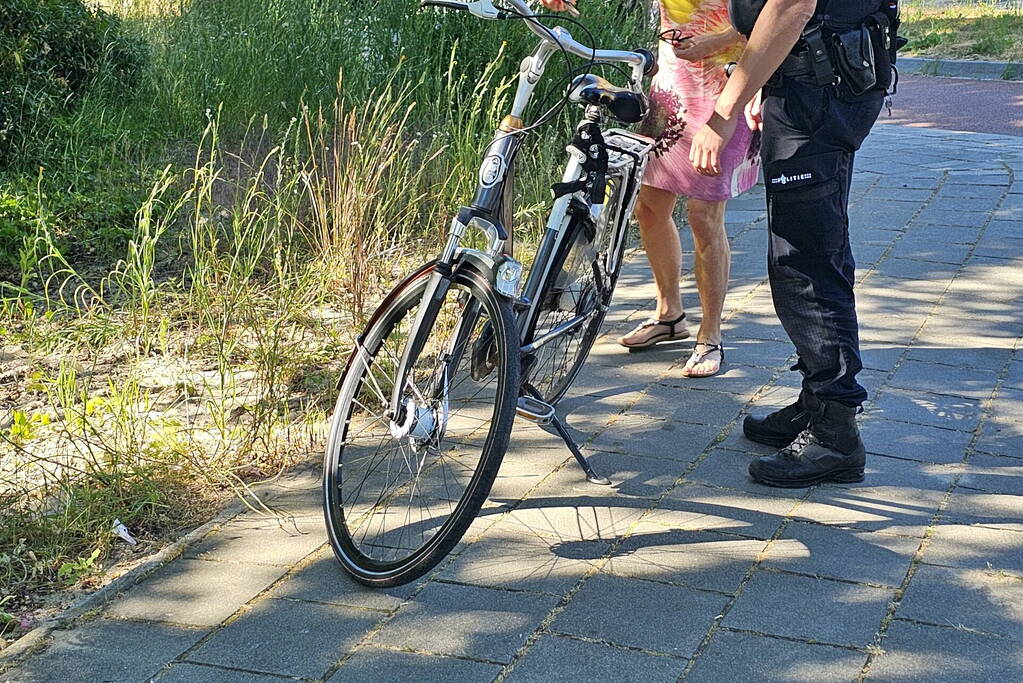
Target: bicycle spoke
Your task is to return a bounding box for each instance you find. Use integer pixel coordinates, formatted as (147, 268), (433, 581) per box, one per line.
(327, 274), (506, 570)
(525, 222), (605, 403)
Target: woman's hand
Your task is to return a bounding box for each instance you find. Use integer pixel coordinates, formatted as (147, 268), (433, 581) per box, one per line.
(673, 28), (737, 62)
(689, 111), (738, 177)
(539, 0), (579, 15)
(744, 89), (763, 131)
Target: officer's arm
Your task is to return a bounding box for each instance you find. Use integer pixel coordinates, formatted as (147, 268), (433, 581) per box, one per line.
(713, 0), (816, 121)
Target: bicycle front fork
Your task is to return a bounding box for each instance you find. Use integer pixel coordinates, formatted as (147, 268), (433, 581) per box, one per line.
(388, 210), (523, 420)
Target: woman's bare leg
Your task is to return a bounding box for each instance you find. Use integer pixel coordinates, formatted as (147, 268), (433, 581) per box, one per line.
(682, 197), (730, 376)
(635, 185), (684, 319)
(618, 185), (689, 346)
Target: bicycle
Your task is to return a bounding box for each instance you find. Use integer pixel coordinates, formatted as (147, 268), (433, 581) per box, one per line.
(323, 0), (658, 587)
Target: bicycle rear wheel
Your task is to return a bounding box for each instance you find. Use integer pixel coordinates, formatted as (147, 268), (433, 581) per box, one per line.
(323, 263), (518, 587)
(525, 177), (629, 404)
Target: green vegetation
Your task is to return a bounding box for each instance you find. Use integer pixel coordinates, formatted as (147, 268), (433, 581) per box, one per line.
(0, 0), (649, 644)
(0, 0), (148, 269)
(901, 1), (1023, 62)
(0, 0), (147, 165)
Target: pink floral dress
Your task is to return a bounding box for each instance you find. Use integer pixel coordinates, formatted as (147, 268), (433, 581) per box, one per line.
(639, 0), (761, 201)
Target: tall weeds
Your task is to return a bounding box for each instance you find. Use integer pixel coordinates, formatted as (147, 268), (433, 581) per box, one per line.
(0, 0), (649, 634)
(0, 72), (499, 611)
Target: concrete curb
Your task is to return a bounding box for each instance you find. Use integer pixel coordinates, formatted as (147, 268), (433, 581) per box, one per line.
(899, 56), (1023, 81)
(0, 463), (320, 671)
(0, 500), (247, 669)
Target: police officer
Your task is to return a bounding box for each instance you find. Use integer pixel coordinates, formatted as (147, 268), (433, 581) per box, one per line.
(690, 0), (887, 487)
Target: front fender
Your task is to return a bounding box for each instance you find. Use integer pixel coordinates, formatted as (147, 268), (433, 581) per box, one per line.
(453, 249), (497, 282)
(454, 249), (521, 300)
(335, 260), (437, 391)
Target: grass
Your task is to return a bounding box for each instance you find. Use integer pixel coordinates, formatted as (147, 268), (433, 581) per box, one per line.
(901, 1), (1023, 61)
(0, 0), (650, 646)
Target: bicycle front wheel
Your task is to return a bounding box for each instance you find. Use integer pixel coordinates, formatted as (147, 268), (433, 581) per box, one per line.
(324, 263), (518, 587)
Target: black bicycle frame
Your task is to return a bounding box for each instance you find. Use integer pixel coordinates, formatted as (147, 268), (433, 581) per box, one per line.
(517, 117), (651, 357)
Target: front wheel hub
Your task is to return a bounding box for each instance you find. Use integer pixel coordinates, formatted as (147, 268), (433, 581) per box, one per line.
(389, 398), (443, 444)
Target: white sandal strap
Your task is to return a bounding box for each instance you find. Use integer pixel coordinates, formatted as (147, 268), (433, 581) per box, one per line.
(687, 343), (723, 366)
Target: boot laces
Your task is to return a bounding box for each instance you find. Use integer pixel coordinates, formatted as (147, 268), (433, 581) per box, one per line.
(781, 429), (817, 458)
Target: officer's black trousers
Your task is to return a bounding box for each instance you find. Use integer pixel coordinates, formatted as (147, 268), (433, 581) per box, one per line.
(761, 78), (883, 407)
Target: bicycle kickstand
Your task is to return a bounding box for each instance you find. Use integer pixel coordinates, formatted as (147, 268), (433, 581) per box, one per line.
(548, 412), (612, 485)
(517, 389), (612, 486)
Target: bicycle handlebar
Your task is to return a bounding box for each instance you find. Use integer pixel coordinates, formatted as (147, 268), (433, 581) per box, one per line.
(420, 0), (656, 76)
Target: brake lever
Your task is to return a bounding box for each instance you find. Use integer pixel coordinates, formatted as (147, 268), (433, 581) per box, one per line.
(470, 0), (504, 18)
(421, 0), (503, 18)
(420, 0), (470, 11)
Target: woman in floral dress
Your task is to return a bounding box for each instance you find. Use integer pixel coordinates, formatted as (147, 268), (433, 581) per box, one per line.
(544, 0), (760, 376)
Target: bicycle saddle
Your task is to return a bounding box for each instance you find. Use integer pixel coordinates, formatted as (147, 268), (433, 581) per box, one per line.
(568, 74), (649, 124)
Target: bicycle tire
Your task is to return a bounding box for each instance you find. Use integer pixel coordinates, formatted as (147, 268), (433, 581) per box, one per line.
(525, 177), (630, 404)
(323, 263), (519, 587)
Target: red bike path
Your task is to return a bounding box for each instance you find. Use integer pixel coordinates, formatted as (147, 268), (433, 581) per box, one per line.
(877, 74), (1023, 136)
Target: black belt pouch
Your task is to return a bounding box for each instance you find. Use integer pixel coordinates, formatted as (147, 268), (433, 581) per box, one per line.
(831, 25), (877, 96)
(865, 11), (894, 91)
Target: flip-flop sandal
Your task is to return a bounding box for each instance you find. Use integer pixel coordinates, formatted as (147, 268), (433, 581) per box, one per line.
(681, 341), (724, 378)
(618, 313), (690, 349)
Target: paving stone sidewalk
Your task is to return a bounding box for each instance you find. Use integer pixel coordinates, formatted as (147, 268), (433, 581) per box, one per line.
(4, 125), (1023, 682)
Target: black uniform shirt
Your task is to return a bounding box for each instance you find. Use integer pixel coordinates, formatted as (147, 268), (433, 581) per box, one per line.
(729, 0), (884, 37)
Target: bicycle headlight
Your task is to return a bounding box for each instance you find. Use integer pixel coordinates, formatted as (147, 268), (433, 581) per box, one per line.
(495, 258), (523, 298)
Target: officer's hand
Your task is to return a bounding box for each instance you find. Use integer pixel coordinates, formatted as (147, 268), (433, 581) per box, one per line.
(690, 112), (738, 177)
(744, 89), (763, 131)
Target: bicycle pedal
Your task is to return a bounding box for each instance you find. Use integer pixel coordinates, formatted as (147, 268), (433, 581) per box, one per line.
(516, 395), (556, 424)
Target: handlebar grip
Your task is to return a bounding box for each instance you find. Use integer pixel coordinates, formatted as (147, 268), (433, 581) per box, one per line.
(635, 48), (658, 77)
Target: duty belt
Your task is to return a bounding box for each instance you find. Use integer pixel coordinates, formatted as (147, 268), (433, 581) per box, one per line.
(776, 24), (837, 87)
(778, 51), (814, 78)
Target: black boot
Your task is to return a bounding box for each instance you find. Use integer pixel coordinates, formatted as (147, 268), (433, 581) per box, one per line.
(743, 390), (818, 447)
(748, 400), (866, 488)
